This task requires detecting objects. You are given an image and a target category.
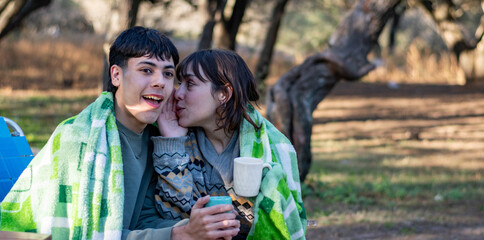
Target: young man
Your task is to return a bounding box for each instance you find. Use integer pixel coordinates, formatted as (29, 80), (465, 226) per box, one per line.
(0, 26), (238, 240)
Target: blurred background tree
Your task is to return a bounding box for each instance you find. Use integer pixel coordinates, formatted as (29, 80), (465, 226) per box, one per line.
(0, 0), (52, 39)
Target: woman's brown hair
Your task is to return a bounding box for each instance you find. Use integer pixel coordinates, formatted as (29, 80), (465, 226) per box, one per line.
(176, 49), (260, 133)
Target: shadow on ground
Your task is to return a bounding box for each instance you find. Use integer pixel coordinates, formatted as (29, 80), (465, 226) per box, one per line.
(305, 81), (484, 239)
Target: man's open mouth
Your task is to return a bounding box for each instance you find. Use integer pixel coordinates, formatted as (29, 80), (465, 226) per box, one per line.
(143, 95), (162, 104)
(143, 94), (163, 108)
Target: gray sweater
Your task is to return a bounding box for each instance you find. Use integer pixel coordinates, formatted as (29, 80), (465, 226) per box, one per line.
(116, 121), (187, 240)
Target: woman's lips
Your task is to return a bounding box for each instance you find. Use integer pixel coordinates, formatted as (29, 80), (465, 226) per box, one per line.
(176, 106), (184, 116)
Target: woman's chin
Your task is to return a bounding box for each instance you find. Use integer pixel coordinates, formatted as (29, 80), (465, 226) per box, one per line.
(178, 120), (196, 129)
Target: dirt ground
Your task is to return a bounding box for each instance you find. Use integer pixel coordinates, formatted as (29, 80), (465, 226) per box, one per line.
(304, 81), (484, 240)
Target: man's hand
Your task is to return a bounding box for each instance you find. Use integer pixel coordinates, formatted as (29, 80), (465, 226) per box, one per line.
(158, 89), (188, 137)
(171, 196), (240, 240)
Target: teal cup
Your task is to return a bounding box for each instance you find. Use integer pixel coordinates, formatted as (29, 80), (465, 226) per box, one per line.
(205, 196), (232, 210)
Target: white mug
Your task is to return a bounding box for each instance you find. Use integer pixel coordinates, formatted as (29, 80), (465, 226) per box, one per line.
(233, 157), (272, 197)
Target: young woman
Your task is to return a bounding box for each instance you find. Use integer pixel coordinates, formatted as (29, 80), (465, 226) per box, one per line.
(153, 49), (307, 239)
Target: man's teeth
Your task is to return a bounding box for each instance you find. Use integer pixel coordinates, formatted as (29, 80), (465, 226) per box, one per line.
(144, 96), (161, 101)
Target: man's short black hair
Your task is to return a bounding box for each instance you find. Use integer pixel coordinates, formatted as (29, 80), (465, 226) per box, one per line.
(107, 26), (179, 93)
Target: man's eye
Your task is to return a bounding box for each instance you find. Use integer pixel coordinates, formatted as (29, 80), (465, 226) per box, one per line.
(164, 71), (174, 78)
(142, 68), (152, 74)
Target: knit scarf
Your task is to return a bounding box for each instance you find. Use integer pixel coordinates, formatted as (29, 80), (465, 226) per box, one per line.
(0, 92), (124, 239)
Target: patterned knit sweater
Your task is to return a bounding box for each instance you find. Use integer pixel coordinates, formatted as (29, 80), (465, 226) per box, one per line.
(152, 106), (307, 239)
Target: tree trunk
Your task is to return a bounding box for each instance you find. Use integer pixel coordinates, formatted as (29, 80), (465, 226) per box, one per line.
(217, 0), (250, 50)
(419, 0), (479, 59)
(0, 0), (51, 40)
(128, 0), (142, 28)
(254, 0), (289, 87)
(198, 0), (224, 49)
(388, 4), (404, 53)
(101, 0), (140, 91)
(419, 0), (484, 84)
(266, 0), (402, 182)
(456, 1), (484, 84)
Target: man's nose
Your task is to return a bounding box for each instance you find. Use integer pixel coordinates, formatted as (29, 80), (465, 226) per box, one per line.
(151, 73), (166, 88)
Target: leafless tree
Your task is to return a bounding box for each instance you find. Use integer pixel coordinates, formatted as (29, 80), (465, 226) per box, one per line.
(266, 0), (403, 181)
(0, 0), (51, 40)
(254, 0), (290, 87)
(198, 0), (251, 50)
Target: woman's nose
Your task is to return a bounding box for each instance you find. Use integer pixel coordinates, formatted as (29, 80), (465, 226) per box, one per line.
(174, 86), (184, 100)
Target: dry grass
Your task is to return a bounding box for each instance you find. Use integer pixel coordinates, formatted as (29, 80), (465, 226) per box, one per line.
(0, 33), (469, 91)
(364, 44), (467, 85)
(0, 34), (104, 90)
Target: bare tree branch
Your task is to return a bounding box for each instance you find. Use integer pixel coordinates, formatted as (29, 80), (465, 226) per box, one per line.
(0, 0), (51, 40)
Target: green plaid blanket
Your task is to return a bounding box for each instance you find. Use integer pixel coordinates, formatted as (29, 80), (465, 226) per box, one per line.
(241, 105), (307, 240)
(0, 92), (124, 239)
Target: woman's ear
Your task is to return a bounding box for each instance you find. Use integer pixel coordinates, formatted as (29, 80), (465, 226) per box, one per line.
(110, 65), (122, 87)
(219, 84), (233, 104)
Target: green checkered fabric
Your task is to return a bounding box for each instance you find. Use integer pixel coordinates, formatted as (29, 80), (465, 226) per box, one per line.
(0, 92), (124, 239)
(241, 105), (307, 240)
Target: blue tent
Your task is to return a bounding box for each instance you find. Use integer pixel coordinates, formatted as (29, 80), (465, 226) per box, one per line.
(0, 117), (34, 201)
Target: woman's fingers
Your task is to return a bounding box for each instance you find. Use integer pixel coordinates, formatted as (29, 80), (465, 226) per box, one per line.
(157, 88), (188, 137)
(232, 205), (239, 216)
(187, 197), (240, 239)
(192, 196), (210, 210)
(166, 88), (176, 112)
(201, 204), (234, 216)
(206, 219), (240, 230)
(170, 89), (177, 112)
(210, 227), (240, 240)
(210, 223), (240, 239)
(160, 89), (175, 116)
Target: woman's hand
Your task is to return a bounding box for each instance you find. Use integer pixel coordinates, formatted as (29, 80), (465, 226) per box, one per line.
(171, 196), (240, 240)
(158, 89), (188, 137)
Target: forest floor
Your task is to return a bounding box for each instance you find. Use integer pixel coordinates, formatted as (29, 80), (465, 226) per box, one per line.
(304, 81), (484, 239)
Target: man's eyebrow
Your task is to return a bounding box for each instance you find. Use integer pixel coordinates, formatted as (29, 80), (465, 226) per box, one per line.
(137, 61), (174, 69)
(164, 65), (175, 70)
(138, 61), (157, 67)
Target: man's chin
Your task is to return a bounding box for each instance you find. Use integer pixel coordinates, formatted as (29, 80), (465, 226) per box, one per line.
(139, 112), (161, 126)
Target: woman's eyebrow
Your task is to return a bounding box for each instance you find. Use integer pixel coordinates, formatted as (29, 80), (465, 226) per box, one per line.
(182, 73), (195, 78)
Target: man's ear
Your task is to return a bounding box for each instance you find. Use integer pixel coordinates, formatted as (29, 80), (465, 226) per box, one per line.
(110, 65), (122, 87)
